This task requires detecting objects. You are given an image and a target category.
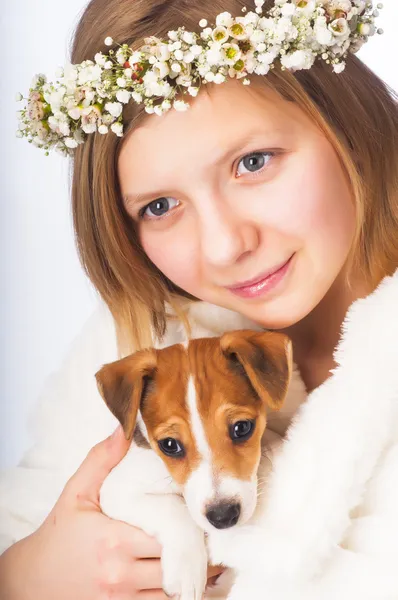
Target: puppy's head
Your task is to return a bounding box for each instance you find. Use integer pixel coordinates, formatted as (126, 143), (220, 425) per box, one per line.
(96, 330), (292, 532)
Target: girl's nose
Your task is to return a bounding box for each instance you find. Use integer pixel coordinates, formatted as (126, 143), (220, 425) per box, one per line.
(199, 199), (259, 268)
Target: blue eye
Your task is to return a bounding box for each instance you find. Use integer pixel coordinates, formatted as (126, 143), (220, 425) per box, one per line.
(236, 152), (273, 177)
(139, 197), (179, 219)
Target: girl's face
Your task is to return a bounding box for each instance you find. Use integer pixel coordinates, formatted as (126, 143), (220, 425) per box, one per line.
(119, 80), (356, 328)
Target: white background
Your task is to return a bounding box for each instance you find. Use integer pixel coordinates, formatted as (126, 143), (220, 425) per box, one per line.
(1, 1), (397, 469)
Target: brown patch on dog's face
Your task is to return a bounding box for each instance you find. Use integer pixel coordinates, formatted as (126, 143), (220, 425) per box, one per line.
(139, 344), (202, 486)
(187, 330), (292, 483)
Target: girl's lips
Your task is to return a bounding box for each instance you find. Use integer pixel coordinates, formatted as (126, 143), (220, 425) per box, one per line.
(226, 255), (294, 299)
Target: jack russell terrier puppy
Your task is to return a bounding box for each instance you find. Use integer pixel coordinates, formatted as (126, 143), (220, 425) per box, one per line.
(97, 329), (306, 599)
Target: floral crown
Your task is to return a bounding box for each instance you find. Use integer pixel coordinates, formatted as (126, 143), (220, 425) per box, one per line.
(16, 0), (383, 156)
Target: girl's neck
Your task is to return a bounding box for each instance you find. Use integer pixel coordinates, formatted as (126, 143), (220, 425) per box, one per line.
(278, 268), (373, 392)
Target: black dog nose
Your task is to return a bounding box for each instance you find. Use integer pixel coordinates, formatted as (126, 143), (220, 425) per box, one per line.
(205, 502), (241, 529)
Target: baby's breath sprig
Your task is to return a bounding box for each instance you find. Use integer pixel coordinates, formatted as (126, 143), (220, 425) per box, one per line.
(16, 0), (383, 156)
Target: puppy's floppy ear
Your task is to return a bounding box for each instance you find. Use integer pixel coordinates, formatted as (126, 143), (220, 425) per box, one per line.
(95, 348), (157, 440)
(220, 329), (292, 410)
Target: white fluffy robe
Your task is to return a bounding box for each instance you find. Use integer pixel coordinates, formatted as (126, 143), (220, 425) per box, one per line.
(0, 271), (398, 600)
(216, 270), (398, 599)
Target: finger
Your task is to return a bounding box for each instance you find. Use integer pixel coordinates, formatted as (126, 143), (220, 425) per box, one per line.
(66, 425), (130, 504)
(114, 521), (162, 558)
(130, 558), (163, 590)
(207, 565), (224, 579)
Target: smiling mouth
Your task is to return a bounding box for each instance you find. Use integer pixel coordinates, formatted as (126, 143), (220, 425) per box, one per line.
(226, 256), (293, 290)
(224, 255), (294, 298)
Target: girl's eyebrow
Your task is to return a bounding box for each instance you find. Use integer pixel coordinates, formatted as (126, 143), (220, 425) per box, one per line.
(123, 128), (283, 207)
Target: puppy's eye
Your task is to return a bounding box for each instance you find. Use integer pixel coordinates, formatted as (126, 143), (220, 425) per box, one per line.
(158, 438), (185, 458)
(229, 420), (255, 443)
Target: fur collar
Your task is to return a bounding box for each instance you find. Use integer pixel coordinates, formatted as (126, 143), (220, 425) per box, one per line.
(204, 269), (398, 596)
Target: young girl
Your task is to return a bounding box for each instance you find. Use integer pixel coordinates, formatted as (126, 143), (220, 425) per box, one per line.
(1, 0), (398, 598)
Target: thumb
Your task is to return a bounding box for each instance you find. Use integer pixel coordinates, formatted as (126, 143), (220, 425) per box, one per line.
(66, 425), (130, 506)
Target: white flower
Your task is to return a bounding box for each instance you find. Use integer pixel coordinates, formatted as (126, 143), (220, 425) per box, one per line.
(116, 49), (126, 65)
(65, 137), (78, 148)
(257, 51), (277, 64)
(31, 73), (46, 88)
(68, 107), (82, 120)
(188, 86), (199, 96)
(154, 105), (164, 116)
(78, 64), (102, 85)
(228, 19), (249, 40)
(182, 31), (196, 44)
(214, 72), (226, 84)
(95, 52), (106, 66)
(116, 89), (131, 103)
(171, 62), (182, 73)
(169, 41), (182, 51)
(222, 43), (242, 65)
(327, 0), (352, 12)
(161, 99), (172, 111)
(199, 19), (208, 28)
(250, 29), (266, 44)
(63, 64), (78, 84)
(111, 122), (123, 136)
(105, 101), (123, 118)
(104, 36), (113, 46)
(280, 3), (296, 16)
(130, 51), (143, 63)
(206, 46), (223, 65)
(155, 44), (171, 62)
(212, 26), (229, 43)
(98, 124), (109, 134)
(281, 49), (315, 71)
(244, 11), (260, 25)
(117, 77), (127, 87)
(205, 71), (215, 82)
(145, 105), (155, 114)
(216, 12), (234, 27)
(329, 17), (350, 38)
(132, 91), (143, 103)
(358, 22), (375, 36)
(314, 17), (334, 45)
(174, 100), (189, 111)
(48, 88), (66, 111)
(333, 61), (346, 73)
(294, 0), (316, 16)
(168, 30), (179, 41)
(176, 74), (192, 86)
(201, 27), (213, 40)
(242, 78), (251, 85)
(174, 49), (184, 61)
(190, 44), (203, 56)
(254, 62), (271, 75)
(183, 51), (195, 63)
(153, 61), (170, 79)
(104, 60), (113, 69)
(124, 68), (133, 78)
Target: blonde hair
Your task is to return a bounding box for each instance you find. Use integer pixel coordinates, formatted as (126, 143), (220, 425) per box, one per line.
(70, 0), (398, 354)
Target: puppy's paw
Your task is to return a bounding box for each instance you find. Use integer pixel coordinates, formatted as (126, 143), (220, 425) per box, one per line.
(161, 528), (208, 600)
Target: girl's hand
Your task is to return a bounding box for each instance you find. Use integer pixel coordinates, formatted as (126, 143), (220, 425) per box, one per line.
(0, 426), (222, 599)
